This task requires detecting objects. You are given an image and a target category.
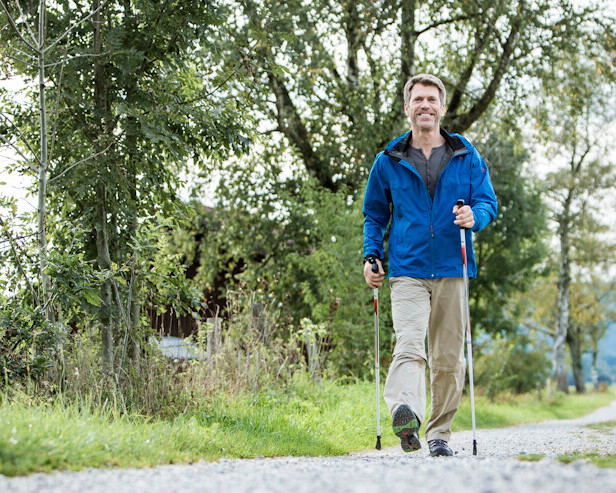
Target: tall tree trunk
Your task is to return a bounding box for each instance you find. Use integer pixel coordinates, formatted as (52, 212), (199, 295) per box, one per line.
(554, 196), (572, 393)
(566, 328), (585, 393)
(37, 0), (51, 320)
(128, 164), (141, 360)
(92, 0), (114, 371)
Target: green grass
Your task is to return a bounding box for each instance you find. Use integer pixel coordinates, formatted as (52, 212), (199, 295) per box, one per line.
(585, 420), (616, 431)
(0, 379), (614, 477)
(452, 388), (615, 432)
(517, 453), (545, 462)
(555, 419), (616, 468)
(557, 452), (616, 468)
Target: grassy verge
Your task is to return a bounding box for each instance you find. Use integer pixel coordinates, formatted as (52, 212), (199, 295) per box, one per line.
(556, 420), (616, 468)
(0, 379), (613, 477)
(452, 388), (615, 431)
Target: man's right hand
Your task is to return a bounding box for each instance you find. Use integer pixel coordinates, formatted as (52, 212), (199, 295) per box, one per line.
(364, 258), (385, 289)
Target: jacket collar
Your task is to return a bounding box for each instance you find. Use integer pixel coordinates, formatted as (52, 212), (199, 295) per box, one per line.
(385, 128), (468, 159)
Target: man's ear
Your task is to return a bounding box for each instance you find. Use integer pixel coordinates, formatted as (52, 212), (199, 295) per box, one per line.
(404, 103), (410, 117)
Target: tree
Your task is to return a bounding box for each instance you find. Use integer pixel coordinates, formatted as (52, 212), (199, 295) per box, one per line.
(534, 40), (616, 393)
(216, 0), (600, 192)
(1, 0), (249, 373)
(0, 0), (102, 320)
(569, 276), (616, 392)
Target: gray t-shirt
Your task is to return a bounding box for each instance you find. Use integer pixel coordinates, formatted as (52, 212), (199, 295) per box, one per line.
(403, 143), (451, 200)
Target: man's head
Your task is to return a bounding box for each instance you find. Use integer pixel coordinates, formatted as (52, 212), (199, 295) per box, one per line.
(403, 74), (447, 107)
(403, 74), (447, 132)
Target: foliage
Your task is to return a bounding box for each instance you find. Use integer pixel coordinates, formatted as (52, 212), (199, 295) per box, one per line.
(214, 0), (602, 192)
(475, 331), (551, 400)
(0, 302), (65, 385)
(468, 125), (550, 336)
(175, 173), (394, 379)
(0, 0), (252, 376)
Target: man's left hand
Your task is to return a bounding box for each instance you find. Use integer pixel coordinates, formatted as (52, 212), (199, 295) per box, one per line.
(453, 204), (475, 229)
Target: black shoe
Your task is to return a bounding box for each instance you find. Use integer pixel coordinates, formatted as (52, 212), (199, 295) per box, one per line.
(428, 439), (453, 457)
(392, 405), (421, 452)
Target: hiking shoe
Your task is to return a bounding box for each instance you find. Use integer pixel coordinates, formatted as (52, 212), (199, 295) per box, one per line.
(428, 439), (453, 457)
(392, 405), (421, 452)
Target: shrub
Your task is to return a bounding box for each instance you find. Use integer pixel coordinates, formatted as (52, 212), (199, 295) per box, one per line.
(475, 332), (551, 400)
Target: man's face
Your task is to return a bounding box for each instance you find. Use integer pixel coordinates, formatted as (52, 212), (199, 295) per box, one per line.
(404, 83), (445, 131)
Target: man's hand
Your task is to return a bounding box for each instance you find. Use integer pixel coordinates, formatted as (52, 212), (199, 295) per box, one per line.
(364, 258), (385, 289)
(453, 203), (475, 229)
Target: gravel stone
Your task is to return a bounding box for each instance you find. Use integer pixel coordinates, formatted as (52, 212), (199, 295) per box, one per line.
(2, 399), (615, 493)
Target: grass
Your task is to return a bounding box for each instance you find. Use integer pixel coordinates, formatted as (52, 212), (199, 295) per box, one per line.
(452, 388), (615, 432)
(557, 452), (616, 468)
(517, 453), (545, 462)
(0, 379), (614, 477)
(555, 419), (616, 468)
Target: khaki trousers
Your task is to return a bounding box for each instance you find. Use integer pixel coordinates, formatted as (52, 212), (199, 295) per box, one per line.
(383, 277), (466, 442)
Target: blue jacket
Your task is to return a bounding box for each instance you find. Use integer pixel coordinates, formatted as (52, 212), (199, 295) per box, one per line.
(363, 129), (497, 279)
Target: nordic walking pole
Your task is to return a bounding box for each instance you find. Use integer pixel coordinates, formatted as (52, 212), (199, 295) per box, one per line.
(456, 199), (478, 456)
(371, 260), (382, 450)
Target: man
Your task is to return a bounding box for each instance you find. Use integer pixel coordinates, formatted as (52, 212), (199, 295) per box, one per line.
(362, 74), (497, 457)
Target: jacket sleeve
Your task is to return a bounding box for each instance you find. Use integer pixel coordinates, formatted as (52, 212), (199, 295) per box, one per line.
(363, 153), (391, 259)
(469, 148), (498, 233)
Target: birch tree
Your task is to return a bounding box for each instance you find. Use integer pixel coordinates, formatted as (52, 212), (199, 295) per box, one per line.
(1, 0), (99, 320)
(535, 44), (616, 393)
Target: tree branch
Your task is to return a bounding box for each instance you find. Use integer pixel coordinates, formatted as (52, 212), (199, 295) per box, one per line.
(0, 216), (40, 307)
(43, 2), (103, 54)
(11, 0), (38, 46)
(416, 14), (474, 36)
(447, 21), (493, 115)
(0, 0), (38, 52)
(0, 111), (40, 171)
(48, 133), (122, 184)
(444, 1), (527, 132)
(267, 69), (335, 190)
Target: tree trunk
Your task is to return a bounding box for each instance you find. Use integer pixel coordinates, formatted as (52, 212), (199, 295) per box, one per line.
(37, 0), (51, 320)
(96, 182), (114, 371)
(566, 328), (585, 393)
(591, 348), (599, 391)
(128, 168), (141, 360)
(553, 196), (572, 393)
(398, 0), (416, 109)
(92, 0), (114, 371)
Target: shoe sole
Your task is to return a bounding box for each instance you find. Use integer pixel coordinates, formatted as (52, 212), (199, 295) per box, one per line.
(392, 405), (421, 452)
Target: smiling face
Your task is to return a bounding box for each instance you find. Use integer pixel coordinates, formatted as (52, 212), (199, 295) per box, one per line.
(404, 83), (445, 132)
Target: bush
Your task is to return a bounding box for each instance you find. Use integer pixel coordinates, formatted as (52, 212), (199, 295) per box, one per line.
(0, 302), (66, 386)
(475, 332), (551, 400)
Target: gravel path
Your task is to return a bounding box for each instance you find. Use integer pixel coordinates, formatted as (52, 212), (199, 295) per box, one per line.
(2, 399), (616, 493)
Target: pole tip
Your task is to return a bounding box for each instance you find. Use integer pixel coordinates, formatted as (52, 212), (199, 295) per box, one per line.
(376, 436), (382, 450)
(473, 440), (477, 456)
